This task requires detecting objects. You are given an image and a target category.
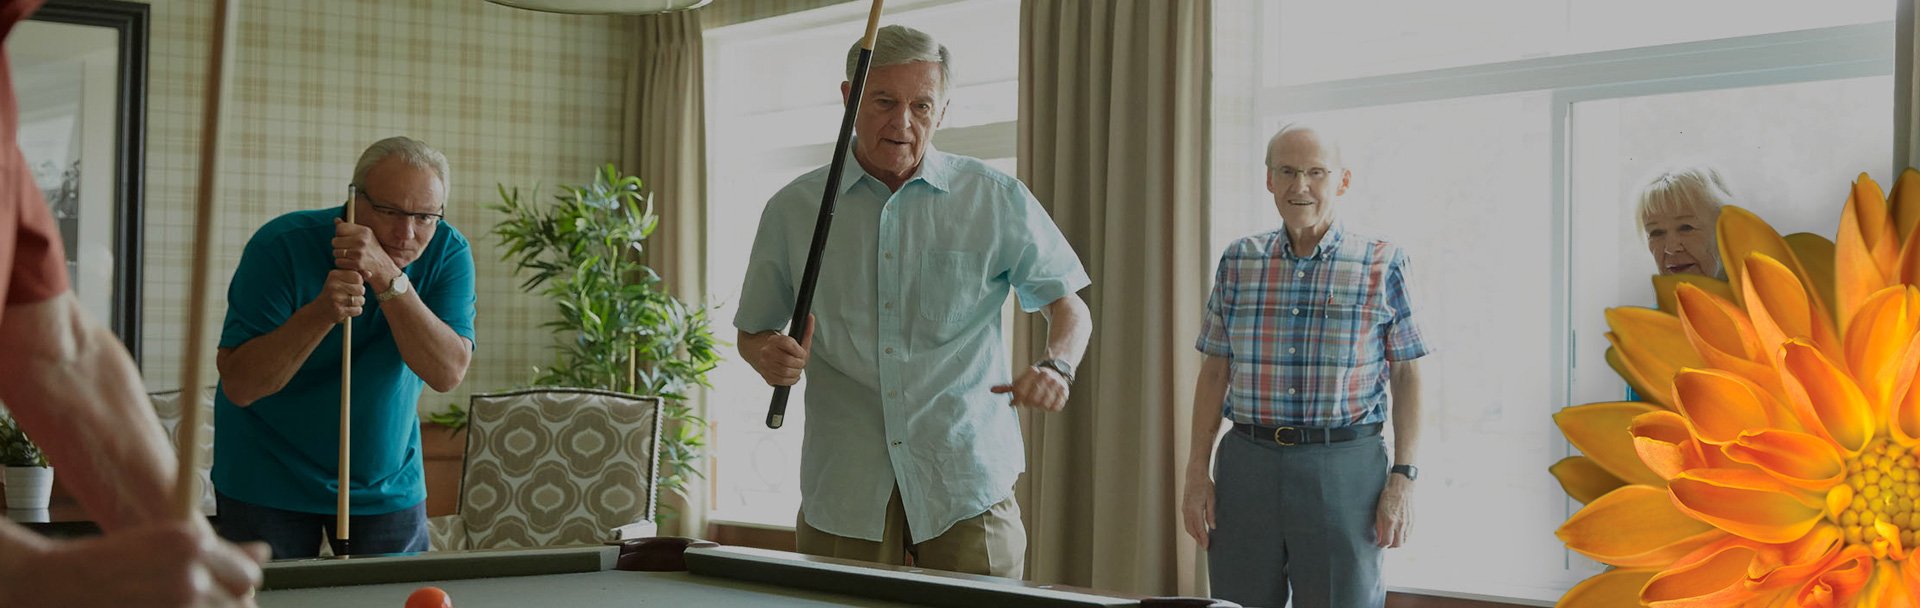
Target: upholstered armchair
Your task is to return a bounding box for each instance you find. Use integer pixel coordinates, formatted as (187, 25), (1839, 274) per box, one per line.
(428, 388), (662, 551)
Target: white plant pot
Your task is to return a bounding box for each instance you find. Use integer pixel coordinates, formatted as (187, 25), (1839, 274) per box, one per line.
(4, 466), (53, 510)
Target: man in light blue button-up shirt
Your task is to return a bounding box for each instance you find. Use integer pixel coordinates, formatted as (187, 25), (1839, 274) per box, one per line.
(736, 25), (1090, 580)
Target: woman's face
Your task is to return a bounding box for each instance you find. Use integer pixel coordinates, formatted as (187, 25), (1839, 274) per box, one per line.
(1643, 203), (1721, 277)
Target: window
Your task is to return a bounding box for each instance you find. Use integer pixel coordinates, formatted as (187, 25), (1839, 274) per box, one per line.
(703, 0), (1019, 527)
(1214, 0), (1893, 602)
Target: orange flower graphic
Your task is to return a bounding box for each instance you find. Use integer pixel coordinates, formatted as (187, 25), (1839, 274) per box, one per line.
(1554, 170), (1920, 607)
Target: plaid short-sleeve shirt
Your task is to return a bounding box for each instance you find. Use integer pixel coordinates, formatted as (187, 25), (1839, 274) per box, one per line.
(1196, 222), (1432, 427)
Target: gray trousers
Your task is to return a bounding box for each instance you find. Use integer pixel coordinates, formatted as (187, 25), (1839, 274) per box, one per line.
(1208, 428), (1389, 608)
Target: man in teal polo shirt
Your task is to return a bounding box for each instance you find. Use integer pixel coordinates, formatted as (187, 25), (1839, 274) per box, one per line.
(737, 25), (1092, 578)
(212, 136), (476, 558)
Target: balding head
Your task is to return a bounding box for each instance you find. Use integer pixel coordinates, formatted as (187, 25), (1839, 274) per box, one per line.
(1264, 121), (1351, 237)
(1265, 122), (1344, 170)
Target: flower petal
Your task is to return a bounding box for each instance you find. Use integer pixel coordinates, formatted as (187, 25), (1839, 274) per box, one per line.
(1608, 307), (1707, 409)
(1862, 560), (1917, 608)
(1787, 545), (1873, 608)
(1779, 340), (1875, 454)
(1556, 402), (1666, 486)
(1669, 468), (1824, 543)
(1632, 410), (1707, 480)
(1673, 368), (1795, 444)
(1891, 167), (1920, 242)
(1786, 232), (1838, 317)
(1748, 523), (1846, 592)
(1842, 285), (1920, 414)
(1890, 332), (1920, 446)
(1549, 456), (1628, 504)
(1655, 274), (1738, 317)
(1558, 484), (1726, 568)
(1720, 205), (1816, 311)
(1676, 285), (1782, 397)
(1721, 430), (1846, 491)
(1642, 541), (1763, 607)
(1837, 173), (1899, 335)
(1560, 568), (1659, 608)
(1610, 345), (1664, 408)
(1742, 253), (1845, 369)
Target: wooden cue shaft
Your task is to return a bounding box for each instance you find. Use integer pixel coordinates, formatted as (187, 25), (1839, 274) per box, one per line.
(338, 198), (354, 550)
(764, 0), (885, 429)
(173, 0), (236, 518)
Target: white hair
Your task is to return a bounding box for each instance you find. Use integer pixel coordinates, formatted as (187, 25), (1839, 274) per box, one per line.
(846, 24), (952, 99)
(1636, 166), (1731, 235)
(1264, 121), (1345, 169)
(352, 136), (450, 196)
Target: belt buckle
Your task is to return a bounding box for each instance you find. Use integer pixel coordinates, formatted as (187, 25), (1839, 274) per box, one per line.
(1273, 426), (1298, 446)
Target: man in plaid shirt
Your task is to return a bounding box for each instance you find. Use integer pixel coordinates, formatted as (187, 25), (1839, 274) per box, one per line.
(1182, 123), (1431, 608)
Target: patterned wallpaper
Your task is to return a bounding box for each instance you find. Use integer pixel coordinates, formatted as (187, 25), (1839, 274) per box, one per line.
(135, 0), (627, 414)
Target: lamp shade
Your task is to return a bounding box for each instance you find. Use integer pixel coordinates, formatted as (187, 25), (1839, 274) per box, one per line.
(484, 0), (712, 14)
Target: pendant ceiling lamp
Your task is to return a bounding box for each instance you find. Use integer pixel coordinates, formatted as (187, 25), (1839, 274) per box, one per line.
(484, 0), (712, 14)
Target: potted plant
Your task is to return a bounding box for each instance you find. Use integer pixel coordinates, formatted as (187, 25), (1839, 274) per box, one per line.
(491, 164), (722, 523)
(0, 413), (53, 510)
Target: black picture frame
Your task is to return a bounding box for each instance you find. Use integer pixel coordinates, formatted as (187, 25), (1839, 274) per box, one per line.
(24, 0), (147, 365)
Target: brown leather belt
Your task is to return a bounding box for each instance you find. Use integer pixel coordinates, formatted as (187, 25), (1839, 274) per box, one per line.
(1234, 422), (1382, 446)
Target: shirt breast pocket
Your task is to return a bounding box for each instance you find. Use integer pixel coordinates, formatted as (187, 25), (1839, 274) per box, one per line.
(918, 250), (986, 325)
(1318, 303), (1380, 365)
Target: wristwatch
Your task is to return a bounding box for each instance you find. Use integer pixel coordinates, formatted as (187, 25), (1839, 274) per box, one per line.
(1390, 464), (1418, 481)
(1034, 358), (1075, 384)
(375, 272), (413, 302)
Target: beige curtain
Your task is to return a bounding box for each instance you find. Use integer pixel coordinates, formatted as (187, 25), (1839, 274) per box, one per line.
(620, 9), (709, 538)
(1899, 0), (1916, 171)
(1014, 0), (1211, 597)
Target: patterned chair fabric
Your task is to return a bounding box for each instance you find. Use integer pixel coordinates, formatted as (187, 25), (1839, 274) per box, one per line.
(149, 388), (217, 513)
(452, 388), (662, 550)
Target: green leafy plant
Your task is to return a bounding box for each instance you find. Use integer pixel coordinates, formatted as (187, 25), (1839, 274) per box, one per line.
(423, 402), (468, 436)
(490, 164), (722, 512)
(0, 414), (48, 468)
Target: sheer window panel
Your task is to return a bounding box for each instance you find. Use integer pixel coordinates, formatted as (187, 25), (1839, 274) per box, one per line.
(1258, 0), (1889, 87)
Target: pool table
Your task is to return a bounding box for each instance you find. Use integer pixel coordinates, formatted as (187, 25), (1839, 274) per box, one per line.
(258, 537), (1236, 608)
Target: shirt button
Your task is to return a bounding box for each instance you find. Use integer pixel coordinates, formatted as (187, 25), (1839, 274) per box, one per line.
(1288, 347), (1297, 354)
(1288, 388), (1297, 395)
(891, 441), (903, 447)
(885, 252), (894, 259)
(884, 301), (894, 309)
(1291, 307), (1300, 315)
(1295, 271), (1305, 278)
(885, 347), (895, 355)
(889, 390), (899, 398)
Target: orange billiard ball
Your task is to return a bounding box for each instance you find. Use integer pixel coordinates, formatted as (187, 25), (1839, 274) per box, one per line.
(406, 586), (451, 608)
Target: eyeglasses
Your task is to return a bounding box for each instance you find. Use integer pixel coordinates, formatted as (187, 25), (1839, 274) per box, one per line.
(1270, 166), (1335, 181)
(350, 184), (444, 226)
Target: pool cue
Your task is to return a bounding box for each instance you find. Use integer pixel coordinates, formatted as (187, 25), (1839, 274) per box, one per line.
(766, 0), (885, 429)
(173, 0), (236, 518)
(335, 192), (354, 557)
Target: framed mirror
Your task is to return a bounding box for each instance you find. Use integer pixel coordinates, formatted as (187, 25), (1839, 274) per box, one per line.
(9, 0), (146, 363)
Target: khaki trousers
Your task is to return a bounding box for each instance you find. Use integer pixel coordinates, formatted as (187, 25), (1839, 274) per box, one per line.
(795, 487), (1027, 579)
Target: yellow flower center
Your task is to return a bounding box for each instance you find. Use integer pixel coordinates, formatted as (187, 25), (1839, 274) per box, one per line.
(1837, 439), (1920, 549)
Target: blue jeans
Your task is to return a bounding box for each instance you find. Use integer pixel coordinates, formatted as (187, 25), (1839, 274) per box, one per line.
(215, 492), (429, 559)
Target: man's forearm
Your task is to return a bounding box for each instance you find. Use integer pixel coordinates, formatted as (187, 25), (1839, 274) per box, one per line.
(1039, 295), (1091, 367)
(1389, 360), (1422, 466)
(0, 295), (175, 530)
(218, 303), (335, 406)
(1187, 355), (1231, 470)
(380, 291), (470, 392)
